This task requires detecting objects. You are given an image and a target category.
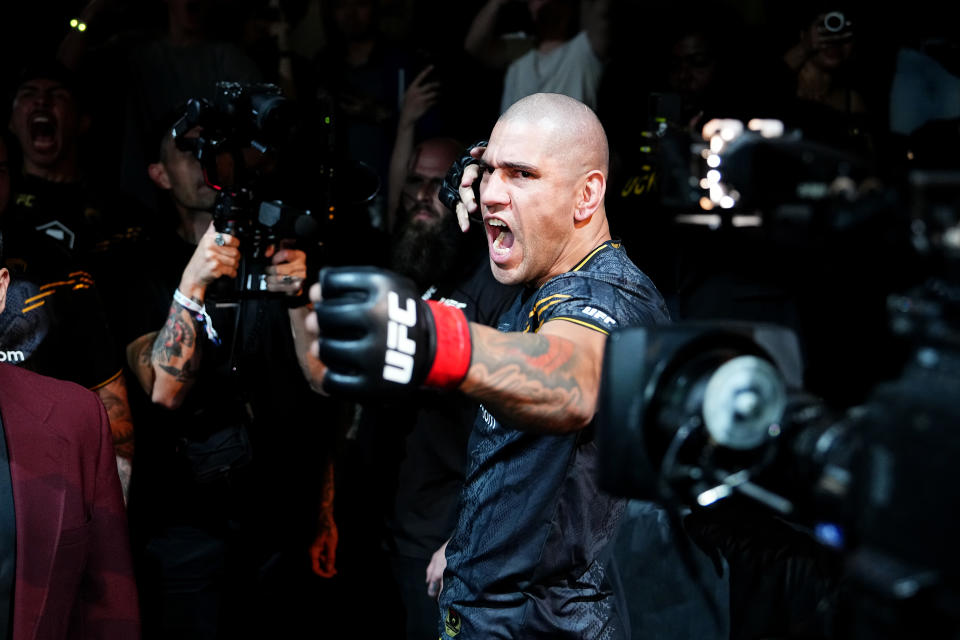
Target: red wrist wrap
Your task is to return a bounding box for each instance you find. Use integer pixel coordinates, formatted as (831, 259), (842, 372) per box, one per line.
(424, 300), (472, 388)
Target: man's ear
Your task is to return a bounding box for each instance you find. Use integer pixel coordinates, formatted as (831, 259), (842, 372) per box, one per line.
(147, 162), (171, 190)
(0, 267), (10, 315)
(574, 169), (606, 223)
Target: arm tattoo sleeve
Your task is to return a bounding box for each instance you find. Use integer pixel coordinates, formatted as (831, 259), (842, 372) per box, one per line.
(96, 376), (136, 460)
(461, 329), (592, 432)
(152, 302), (202, 383)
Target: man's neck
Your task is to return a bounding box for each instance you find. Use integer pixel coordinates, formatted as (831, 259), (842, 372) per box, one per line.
(538, 219), (612, 288)
(23, 160), (78, 184)
(177, 209), (213, 245)
(537, 38), (566, 54)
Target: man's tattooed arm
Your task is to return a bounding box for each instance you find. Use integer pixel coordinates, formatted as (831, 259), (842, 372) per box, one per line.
(126, 331), (158, 395)
(125, 300), (204, 410)
(95, 374), (136, 459)
(459, 320), (608, 433)
(94, 373), (135, 504)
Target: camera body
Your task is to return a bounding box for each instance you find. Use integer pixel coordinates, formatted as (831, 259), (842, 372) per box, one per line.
(173, 82), (324, 296)
(822, 11), (851, 34)
(176, 81), (293, 159)
(595, 119), (960, 635)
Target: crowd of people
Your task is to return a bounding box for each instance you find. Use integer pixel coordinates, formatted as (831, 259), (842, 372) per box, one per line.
(0, 0), (957, 638)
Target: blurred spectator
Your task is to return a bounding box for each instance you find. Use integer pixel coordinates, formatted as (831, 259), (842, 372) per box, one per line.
(595, 1), (753, 307)
(887, 8), (960, 138)
(312, 0), (417, 231)
(120, 0), (263, 213)
(238, 0), (317, 100)
(385, 63), (440, 233)
(463, 0), (611, 113)
(771, 2), (878, 157)
(2, 65), (137, 501)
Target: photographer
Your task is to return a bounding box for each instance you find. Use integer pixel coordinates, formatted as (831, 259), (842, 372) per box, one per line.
(121, 119), (339, 639)
(767, 3), (879, 159)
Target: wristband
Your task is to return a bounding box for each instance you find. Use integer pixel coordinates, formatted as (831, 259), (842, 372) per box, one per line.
(424, 301), (471, 388)
(173, 289), (221, 345)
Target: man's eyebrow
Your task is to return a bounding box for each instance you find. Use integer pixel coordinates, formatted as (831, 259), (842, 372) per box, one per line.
(502, 161), (539, 174)
(17, 82), (68, 93)
(479, 159), (539, 174)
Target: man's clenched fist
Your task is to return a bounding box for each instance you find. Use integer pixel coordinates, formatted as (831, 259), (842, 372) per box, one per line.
(308, 267), (472, 398)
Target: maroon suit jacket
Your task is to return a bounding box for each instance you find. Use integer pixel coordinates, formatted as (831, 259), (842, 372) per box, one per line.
(0, 364), (140, 639)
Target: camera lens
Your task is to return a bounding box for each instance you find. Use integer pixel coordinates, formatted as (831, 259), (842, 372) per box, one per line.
(249, 92), (291, 143)
(823, 11), (847, 33)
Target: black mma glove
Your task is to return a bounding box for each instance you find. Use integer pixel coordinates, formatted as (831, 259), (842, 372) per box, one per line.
(314, 266), (472, 398)
(438, 139), (487, 216)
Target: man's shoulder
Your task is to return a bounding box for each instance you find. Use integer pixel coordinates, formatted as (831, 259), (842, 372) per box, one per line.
(533, 242), (671, 328)
(556, 241), (660, 293)
(0, 363), (96, 403)
(0, 364), (101, 437)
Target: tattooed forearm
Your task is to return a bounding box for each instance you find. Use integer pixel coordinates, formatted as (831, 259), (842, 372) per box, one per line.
(141, 301), (206, 408)
(96, 375), (136, 460)
(95, 375), (135, 505)
(460, 326), (597, 433)
(151, 302), (201, 384)
(127, 331), (158, 395)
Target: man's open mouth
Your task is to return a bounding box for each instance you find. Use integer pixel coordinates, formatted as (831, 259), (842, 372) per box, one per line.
(486, 217), (515, 257)
(29, 113), (57, 150)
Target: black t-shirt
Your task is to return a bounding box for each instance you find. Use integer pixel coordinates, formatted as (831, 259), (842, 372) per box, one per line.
(5, 174), (106, 267)
(439, 241), (670, 639)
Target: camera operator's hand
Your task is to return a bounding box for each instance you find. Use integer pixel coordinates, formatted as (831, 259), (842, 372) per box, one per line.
(264, 244), (307, 297)
(438, 141), (486, 233)
(305, 266), (472, 398)
(179, 222), (241, 299)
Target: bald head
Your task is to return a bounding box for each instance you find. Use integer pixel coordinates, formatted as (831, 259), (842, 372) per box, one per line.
(479, 93), (612, 287)
(499, 93), (608, 178)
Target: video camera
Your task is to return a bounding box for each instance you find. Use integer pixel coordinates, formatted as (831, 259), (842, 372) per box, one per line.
(172, 81), (379, 296)
(596, 119), (960, 637)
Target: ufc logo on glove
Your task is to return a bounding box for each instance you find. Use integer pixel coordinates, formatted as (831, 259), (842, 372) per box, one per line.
(315, 266), (471, 397)
(384, 291), (417, 383)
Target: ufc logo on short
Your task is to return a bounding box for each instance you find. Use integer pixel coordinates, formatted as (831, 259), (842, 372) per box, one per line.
(383, 291), (417, 383)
